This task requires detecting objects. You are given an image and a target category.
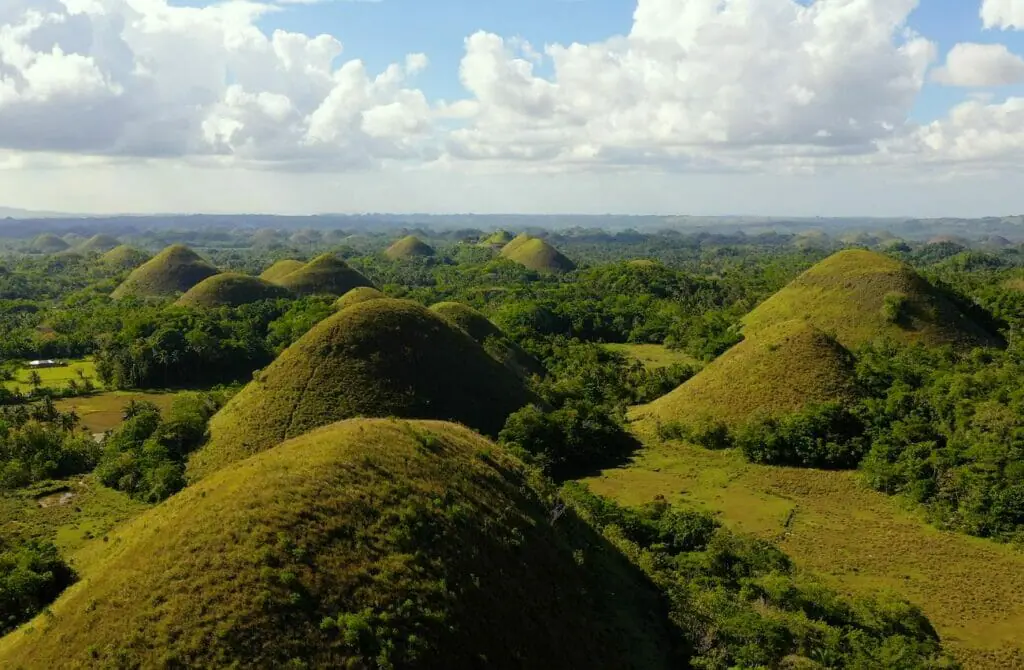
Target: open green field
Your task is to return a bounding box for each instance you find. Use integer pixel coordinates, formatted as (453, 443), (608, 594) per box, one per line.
(603, 343), (701, 369)
(5, 360), (101, 393)
(581, 422), (1024, 669)
(55, 391), (179, 433)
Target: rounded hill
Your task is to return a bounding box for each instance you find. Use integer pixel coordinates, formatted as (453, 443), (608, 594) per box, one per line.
(175, 273), (292, 308)
(100, 245), (149, 269)
(275, 253), (373, 296)
(637, 322), (860, 429)
(500, 235), (576, 273)
(78, 234), (120, 253)
(741, 249), (1002, 350)
(111, 244), (219, 299)
(384, 235), (435, 260)
(30, 233), (69, 253)
(187, 298), (539, 479)
(335, 286), (386, 311)
(0, 419), (672, 670)
(480, 229), (515, 247)
(430, 301), (544, 379)
(258, 259), (305, 283)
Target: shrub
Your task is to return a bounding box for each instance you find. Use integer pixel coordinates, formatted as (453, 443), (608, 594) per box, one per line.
(733, 403), (868, 469)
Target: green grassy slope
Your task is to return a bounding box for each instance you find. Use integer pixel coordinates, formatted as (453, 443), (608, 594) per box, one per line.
(275, 253), (373, 296)
(187, 299), (539, 479)
(31, 234), (69, 253)
(78, 234), (120, 253)
(258, 259), (305, 283)
(480, 230), (515, 247)
(100, 245), (149, 269)
(500, 236), (576, 273)
(1, 419), (674, 670)
(637, 322), (860, 428)
(742, 249), (1002, 349)
(335, 286), (386, 311)
(384, 235), (435, 260)
(430, 301), (544, 378)
(110, 244), (218, 299)
(175, 272), (292, 308)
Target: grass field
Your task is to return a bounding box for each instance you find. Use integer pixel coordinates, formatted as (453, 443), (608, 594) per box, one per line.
(4, 360), (101, 393)
(581, 422), (1024, 669)
(55, 391), (179, 433)
(603, 343), (701, 369)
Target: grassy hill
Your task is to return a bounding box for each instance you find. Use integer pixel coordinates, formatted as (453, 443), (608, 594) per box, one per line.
(742, 249), (1002, 350)
(259, 259), (305, 282)
(335, 286), (386, 311)
(275, 253), (373, 296)
(78, 234), (120, 253)
(479, 230), (515, 247)
(637, 322), (860, 428)
(430, 301), (544, 379)
(385, 235), (435, 260)
(1, 419), (673, 669)
(500, 235), (576, 273)
(175, 273), (292, 308)
(100, 245), (149, 270)
(31, 233), (69, 253)
(187, 299), (539, 479)
(110, 245), (219, 300)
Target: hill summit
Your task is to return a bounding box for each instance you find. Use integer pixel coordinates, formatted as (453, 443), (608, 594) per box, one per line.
(430, 301), (544, 379)
(500, 234), (576, 273)
(0, 419), (670, 670)
(274, 253), (373, 296)
(258, 259), (305, 283)
(31, 233), (69, 253)
(111, 244), (218, 299)
(335, 286), (386, 311)
(100, 245), (149, 269)
(175, 273), (292, 308)
(78, 234), (120, 253)
(384, 235), (435, 260)
(742, 249), (1002, 350)
(187, 298), (539, 479)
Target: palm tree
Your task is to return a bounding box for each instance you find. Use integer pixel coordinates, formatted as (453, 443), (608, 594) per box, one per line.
(28, 370), (42, 393)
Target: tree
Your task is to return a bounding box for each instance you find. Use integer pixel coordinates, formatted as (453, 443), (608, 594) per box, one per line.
(27, 370), (42, 393)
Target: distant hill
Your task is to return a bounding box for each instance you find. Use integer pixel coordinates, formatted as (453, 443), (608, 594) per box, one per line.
(100, 245), (149, 269)
(0, 419), (671, 670)
(637, 322), (860, 428)
(78, 234), (120, 253)
(258, 259), (305, 283)
(742, 249), (1002, 350)
(335, 286), (386, 311)
(274, 253), (373, 296)
(175, 273), (292, 308)
(187, 299), (539, 479)
(111, 244), (218, 299)
(500, 234), (575, 273)
(479, 230), (514, 247)
(30, 233), (69, 253)
(430, 301), (544, 379)
(384, 235), (435, 260)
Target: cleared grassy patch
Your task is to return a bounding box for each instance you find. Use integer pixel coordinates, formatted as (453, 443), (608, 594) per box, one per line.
(582, 422), (1024, 669)
(5, 360), (101, 393)
(54, 391), (178, 433)
(604, 343), (701, 370)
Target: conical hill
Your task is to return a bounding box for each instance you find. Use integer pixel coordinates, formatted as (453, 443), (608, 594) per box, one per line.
(0, 419), (673, 670)
(31, 233), (69, 253)
(335, 286), (386, 311)
(742, 249), (1002, 350)
(384, 235), (435, 260)
(275, 253), (373, 296)
(110, 244), (218, 299)
(258, 259), (305, 283)
(500, 235), (575, 273)
(187, 299), (539, 479)
(175, 273), (292, 308)
(78, 234), (120, 253)
(430, 301), (544, 379)
(100, 245), (149, 269)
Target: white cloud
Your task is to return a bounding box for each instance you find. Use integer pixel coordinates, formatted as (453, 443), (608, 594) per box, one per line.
(902, 97), (1024, 167)
(932, 42), (1024, 86)
(446, 0), (936, 171)
(0, 0), (431, 166)
(981, 0), (1024, 30)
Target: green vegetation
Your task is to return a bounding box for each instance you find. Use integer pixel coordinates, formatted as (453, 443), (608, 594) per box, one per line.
(0, 419), (677, 669)
(384, 234), (435, 260)
(479, 229), (514, 247)
(275, 252), (373, 296)
(742, 249), (1001, 350)
(604, 343), (702, 370)
(30, 234), (69, 254)
(258, 258), (305, 282)
(0, 400), (99, 489)
(500, 234), (576, 272)
(0, 538), (74, 636)
(188, 299), (538, 479)
(77, 235), (120, 254)
(110, 244), (219, 299)
(430, 301), (543, 378)
(175, 272), (292, 308)
(334, 286), (386, 311)
(99, 244), (148, 269)
(3, 360), (100, 394)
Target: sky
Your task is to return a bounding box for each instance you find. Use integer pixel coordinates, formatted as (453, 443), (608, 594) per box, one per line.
(1, 0), (1024, 217)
